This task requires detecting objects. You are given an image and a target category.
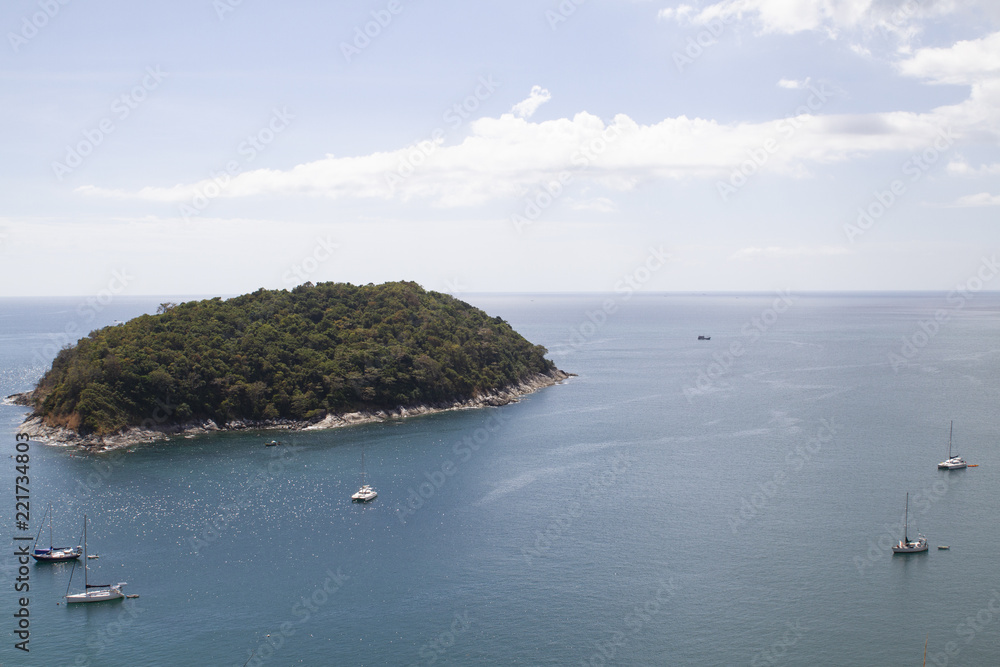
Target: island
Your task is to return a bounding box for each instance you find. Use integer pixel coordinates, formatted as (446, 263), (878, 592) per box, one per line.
(13, 281), (570, 449)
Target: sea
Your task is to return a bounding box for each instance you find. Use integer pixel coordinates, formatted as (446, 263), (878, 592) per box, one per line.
(2, 292), (1000, 666)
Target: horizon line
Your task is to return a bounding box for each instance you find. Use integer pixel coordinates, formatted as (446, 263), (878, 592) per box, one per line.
(3, 289), (1000, 300)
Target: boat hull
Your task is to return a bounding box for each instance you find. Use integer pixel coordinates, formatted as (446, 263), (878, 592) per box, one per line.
(32, 547), (82, 562)
(66, 587), (125, 603)
(892, 541), (928, 554)
(352, 481), (376, 502)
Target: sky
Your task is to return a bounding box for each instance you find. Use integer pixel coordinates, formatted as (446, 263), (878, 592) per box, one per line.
(1, 0), (999, 297)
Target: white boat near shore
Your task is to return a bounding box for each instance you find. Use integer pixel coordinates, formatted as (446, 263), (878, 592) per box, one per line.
(351, 448), (377, 502)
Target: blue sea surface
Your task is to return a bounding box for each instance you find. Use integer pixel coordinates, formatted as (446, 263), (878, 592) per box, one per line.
(2, 292), (1000, 666)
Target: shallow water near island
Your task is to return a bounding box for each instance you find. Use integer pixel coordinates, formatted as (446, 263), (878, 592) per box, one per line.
(3, 292), (1000, 665)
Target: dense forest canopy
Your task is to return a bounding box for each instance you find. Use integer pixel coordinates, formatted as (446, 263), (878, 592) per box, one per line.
(31, 281), (558, 435)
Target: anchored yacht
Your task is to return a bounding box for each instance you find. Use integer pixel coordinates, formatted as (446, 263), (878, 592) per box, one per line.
(937, 421), (967, 470)
(892, 493), (928, 554)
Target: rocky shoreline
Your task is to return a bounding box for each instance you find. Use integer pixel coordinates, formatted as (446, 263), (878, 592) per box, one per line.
(8, 369), (572, 452)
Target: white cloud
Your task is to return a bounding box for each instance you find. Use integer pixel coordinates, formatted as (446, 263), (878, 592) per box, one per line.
(76, 107), (981, 207)
(662, 0), (874, 36)
(77, 62), (996, 210)
(897, 31), (1000, 85)
(657, 4), (696, 22)
(952, 192), (1000, 207)
(511, 86), (552, 119)
(659, 0), (983, 45)
(777, 78), (808, 89)
(849, 42), (871, 58)
(946, 159), (1000, 176)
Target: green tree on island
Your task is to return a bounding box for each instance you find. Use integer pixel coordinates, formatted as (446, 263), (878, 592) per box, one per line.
(29, 281), (561, 435)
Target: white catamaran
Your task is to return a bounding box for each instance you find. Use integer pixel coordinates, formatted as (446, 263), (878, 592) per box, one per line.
(65, 515), (126, 603)
(937, 421), (967, 470)
(351, 448), (377, 502)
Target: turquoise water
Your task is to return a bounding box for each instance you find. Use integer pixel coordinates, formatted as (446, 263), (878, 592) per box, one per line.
(2, 293), (1000, 665)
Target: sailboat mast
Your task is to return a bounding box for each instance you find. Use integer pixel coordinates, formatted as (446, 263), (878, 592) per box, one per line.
(904, 493), (909, 543)
(949, 421), (954, 458)
(48, 502), (53, 548)
(82, 514), (88, 588)
(31, 504), (48, 552)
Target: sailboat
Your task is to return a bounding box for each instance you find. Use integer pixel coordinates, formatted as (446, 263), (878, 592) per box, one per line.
(31, 503), (82, 562)
(937, 421), (967, 469)
(351, 448), (377, 502)
(892, 492), (928, 554)
(65, 515), (126, 603)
